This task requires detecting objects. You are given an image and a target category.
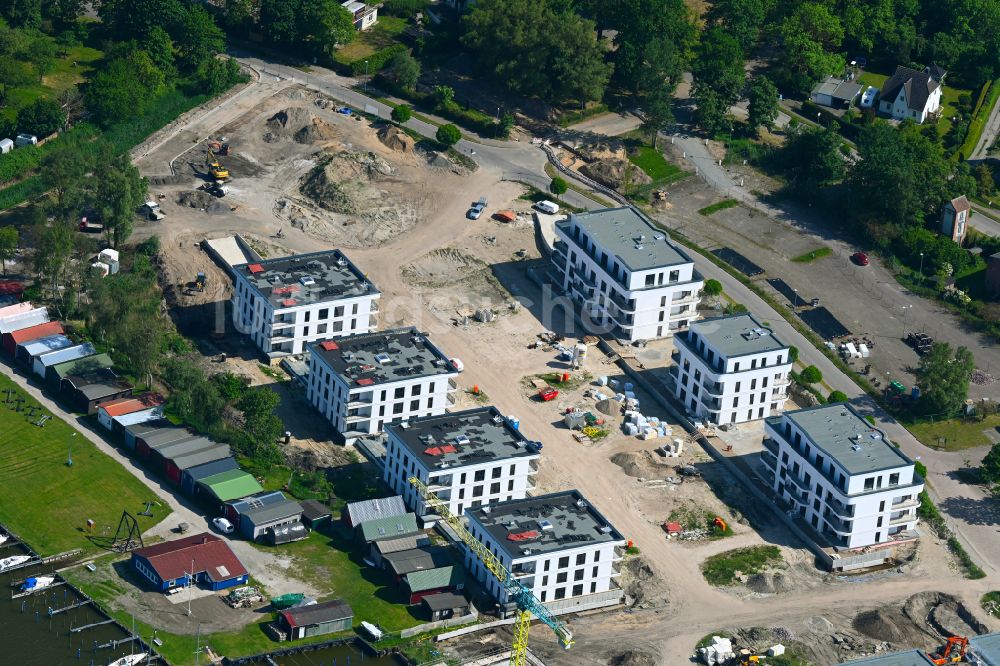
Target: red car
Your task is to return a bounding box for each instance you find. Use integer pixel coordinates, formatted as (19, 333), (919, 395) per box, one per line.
(851, 252), (870, 266)
(538, 387), (559, 402)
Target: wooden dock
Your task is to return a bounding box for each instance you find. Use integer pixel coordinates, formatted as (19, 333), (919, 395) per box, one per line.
(48, 598), (92, 615)
(70, 618), (115, 633)
(12, 581), (67, 599)
(96, 635), (137, 650)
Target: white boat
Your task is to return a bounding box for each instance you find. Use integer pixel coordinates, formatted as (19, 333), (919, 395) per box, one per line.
(109, 654), (148, 666)
(21, 576), (55, 592)
(0, 534), (8, 546)
(0, 554), (30, 571)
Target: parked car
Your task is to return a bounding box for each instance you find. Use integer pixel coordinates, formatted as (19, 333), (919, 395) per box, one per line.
(212, 517), (234, 534)
(466, 197), (487, 220)
(534, 200), (560, 215)
(851, 252), (870, 266)
(859, 86), (878, 108)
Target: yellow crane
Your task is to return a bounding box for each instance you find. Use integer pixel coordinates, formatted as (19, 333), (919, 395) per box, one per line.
(408, 476), (573, 665)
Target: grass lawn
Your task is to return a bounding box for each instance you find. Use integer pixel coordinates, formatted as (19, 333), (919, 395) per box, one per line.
(334, 17), (408, 65)
(701, 545), (782, 586)
(628, 145), (687, 183)
(0, 373), (167, 555)
(858, 71), (889, 90)
(698, 199), (738, 216)
(522, 371), (593, 393)
(0, 43), (104, 124)
(938, 83), (973, 135)
(906, 414), (1000, 451)
(791, 246), (832, 263)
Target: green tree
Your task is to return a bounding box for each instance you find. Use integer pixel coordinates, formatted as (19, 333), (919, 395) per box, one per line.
(173, 5), (224, 72)
(707, 0), (770, 52)
(26, 34), (56, 81)
(550, 177), (568, 195)
(41, 134), (91, 218)
(98, 0), (185, 40)
(774, 2), (845, 95)
(981, 443), (1000, 488)
(436, 123), (461, 147)
(43, 0), (85, 28)
(17, 98), (66, 137)
(781, 125), (845, 189)
(703, 278), (723, 300)
(693, 87), (730, 135)
(383, 52), (421, 90)
(641, 85), (674, 148)
(800, 365), (823, 383)
(238, 387), (284, 447)
(788, 346), (799, 363)
(609, 0), (694, 94)
(547, 12), (612, 104)
(916, 343), (975, 416)
(693, 26), (745, 108)
(299, 0), (355, 56)
(145, 26), (177, 80)
(85, 50), (165, 126)
(260, 0), (300, 44)
(1, 0), (41, 29)
(746, 76), (778, 135)
(32, 219), (74, 302)
(432, 84), (455, 110)
(0, 227), (17, 276)
(391, 104), (412, 124)
(198, 57), (243, 93)
(977, 163), (995, 198)
(95, 156), (148, 247)
(827, 390), (849, 403)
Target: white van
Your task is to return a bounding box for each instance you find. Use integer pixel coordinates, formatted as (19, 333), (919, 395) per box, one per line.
(535, 200), (560, 214)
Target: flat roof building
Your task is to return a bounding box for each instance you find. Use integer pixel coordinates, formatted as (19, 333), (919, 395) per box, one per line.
(552, 207), (703, 342)
(182, 457), (241, 495)
(197, 469), (263, 506)
(50, 353), (112, 387)
(61, 369), (132, 415)
(465, 490), (625, 613)
(16, 333), (71, 366)
(762, 404), (923, 551)
(3, 320), (63, 355)
(673, 314), (793, 425)
(970, 631), (1000, 665)
(385, 406), (540, 518)
(307, 327), (459, 443)
(232, 250), (380, 358)
(236, 494), (303, 541)
(277, 599), (353, 640)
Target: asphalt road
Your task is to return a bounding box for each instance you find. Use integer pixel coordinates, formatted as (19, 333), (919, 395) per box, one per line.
(971, 86), (1000, 160)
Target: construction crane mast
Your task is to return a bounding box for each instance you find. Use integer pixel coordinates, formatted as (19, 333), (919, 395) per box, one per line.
(408, 476), (573, 665)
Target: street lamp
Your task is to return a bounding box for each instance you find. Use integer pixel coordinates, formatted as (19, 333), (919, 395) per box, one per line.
(918, 252), (925, 276)
(793, 288), (799, 309)
(363, 60), (369, 94)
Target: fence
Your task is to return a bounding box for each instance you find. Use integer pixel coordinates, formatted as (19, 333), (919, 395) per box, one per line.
(399, 612), (478, 639)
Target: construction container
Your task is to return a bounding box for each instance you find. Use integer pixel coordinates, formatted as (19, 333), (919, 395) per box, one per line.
(624, 423), (639, 436)
(507, 416), (520, 430)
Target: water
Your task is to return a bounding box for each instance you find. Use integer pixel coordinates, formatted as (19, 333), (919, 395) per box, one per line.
(0, 545), (141, 666)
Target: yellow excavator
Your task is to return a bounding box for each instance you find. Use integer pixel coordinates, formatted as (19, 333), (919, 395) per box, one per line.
(206, 147), (230, 181)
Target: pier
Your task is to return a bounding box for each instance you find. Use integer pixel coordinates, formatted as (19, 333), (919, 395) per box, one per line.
(11, 581), (67, 599)
(49, 598), (93, 615)
(70, 619), (116, 633)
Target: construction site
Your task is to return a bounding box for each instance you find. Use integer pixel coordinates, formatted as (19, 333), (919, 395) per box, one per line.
(105, 71), (1000, 666)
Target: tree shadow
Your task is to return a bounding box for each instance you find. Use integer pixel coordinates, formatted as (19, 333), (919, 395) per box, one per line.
(938, 494), (1000, 527)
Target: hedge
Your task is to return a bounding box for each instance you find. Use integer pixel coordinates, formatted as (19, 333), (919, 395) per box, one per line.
(374, 76), (499, 136)
(0, 176), (46, 211)
(350, 44), (408, 77)
(0, 146), (41, 185)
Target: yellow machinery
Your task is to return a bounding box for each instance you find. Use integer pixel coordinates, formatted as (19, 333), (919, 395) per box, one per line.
(409, 476), (573, 665)
(205, 147), (230, 181)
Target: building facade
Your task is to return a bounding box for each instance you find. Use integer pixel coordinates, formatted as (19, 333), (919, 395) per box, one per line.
(878, 65), (945, 123)
(761, 404), (924, 549)
(464, 491), (625, 611)
(552, 207), (703, 342)
(672, 314), (792, 425)
(306, 327), (459, 443)
(231, 250), (380, 359)
(941, 195), (971, 245)
(384, 406), (540, 518)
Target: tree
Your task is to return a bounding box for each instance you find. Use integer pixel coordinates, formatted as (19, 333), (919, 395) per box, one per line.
(981, 443), (1000, 489)
(693, 87), (731, 135)
(745, 76), (778, 135)
(43, 0), (85, 28)
(773, 2), (845, 95)
(788, 346), (799, 363)
(383, 52), (421, 90)
(145, 26), (177, 80)
(800, 365), (823, 383)
(32, 219), (74, 305)
(260, 0), (300, 44)
(781, 125), (845, 189)
(391, 104), (412, 124)
(977, 163), (995, 198)
(707, 0), (770, 52)
(693, 26), (745, 107)
(436, 123), (461, 148)
(17, 98), (66, 137)
(41, 134), (91, 217)
(299, 0), (355, 56)
(85, 50), (165, 126)
(198, 57), (243, 93)
(0, 227), (17, 276)
(641, 85), (674, 148)
(703, 278), (723, 301)
(95, 155), (148, 247)
(1, 0), (41, 29)
(609, 0), (694, 94)
(550, 177), (568, 195)
(827, 390), (849, 403)
(173, 5), (224, 72)
(98, 0), (185, 41)
(238, 387), (284, 447)
(916, 343), (975, 416)
(722, 302), (748, 314)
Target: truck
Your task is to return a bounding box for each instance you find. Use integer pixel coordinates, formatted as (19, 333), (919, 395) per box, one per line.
(140, 201), (165, 221)
(78, 217), (104, 233)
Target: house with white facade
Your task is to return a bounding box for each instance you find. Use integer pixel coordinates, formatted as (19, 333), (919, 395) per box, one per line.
(231, 250), (379, 359)
(341, 0), (378, 30)
(878, 65), (946, 123)
(464, 490), (625, 615)
(760, 403), (923, 550)
(306, 327), (458, 444)
(552, 207), (703, 342)
(672, 314), (792, 425)
(384, 406), (541, 519)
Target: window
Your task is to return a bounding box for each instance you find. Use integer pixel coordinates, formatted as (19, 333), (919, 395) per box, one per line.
(544, 560), (550, 571)
(751, 378), (756, 390)
(317, 323), (328, 334)
(303, 325), (309, 336)
(572, 584), (584, 597)
(508, 480), (514, 491)
(473, 486), (483, 497)
(352, 303), (359, 315)
(394, 387), (405, 399)
(319, 308), (329, 319)
(474, 470), (486, 482)
(510, 463), (516, 475)
(556, 572), (568, 584)
(735, 382), (741, 392)
(734, 362), (740, 372)
(879, 500), (885, 512)
(334, 306), (344, 317)
(645, 274), (655, 287)
(590, 582), (597, 593)
(558, 556), (569, 568)
(426, 397), (433, 409)
(889, 473), (899, 485)
(542, 576), (548, 586)
(573, 569), (584, 581)
(490, 482), (500, 494)
(864, 477), (875, 491)
(412, 384), (421, 396)
(460, 473), (466, 484)
(410, 399), (419, 411)
(492, 467), (502, 479)
(592, 566), (599, 577)
(304, 310), (311, 323)
(540, 591), (547, 602)
(554, 588), (566, 600)
(332, 321), (343, 333)
(593, 551), (600, 562)
(392, 403), (403, 414)
(576, 553), (586, 565)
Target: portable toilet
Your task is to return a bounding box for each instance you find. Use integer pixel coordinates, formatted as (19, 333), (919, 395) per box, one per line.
(507, 415), (519, 431)
(0, 138), (12, 154)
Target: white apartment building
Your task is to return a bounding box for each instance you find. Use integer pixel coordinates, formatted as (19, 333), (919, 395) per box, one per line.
(552, 207), (704, 342)
(384, 406), (541, 519)
(231, 250), (380, 359)
(464, 491), (625, 614)
(673, 314), (793, 425)
(761, 404), (924, 550)
(306, 327), (459, 444)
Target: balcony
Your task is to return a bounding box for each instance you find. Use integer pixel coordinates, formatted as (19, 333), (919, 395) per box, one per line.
(446, 393), (457, 406)
(609, 291), (636, 312)
(568, 264), (597, 287)
(673, 292), (700, 305)
(511, 563), (536, 577)
(529, 459), (540, 473)
(553, 240), (568, 256)
(347, 393), (373, 408)
(785, 472), (811, 494)
(825, 498), (855, 519)
(890, 511), (915, 525)
(701, 395), (722, 412)
(612, 546), (625, 561)
(448, 378), (458, 391)
(823, 510), (853, 534)
(552, 251), (567, 269)
(270, 319), (295, 330)
(610, 563), (622, 577)
(892, 496), (919, 509)
(427, 476), (452, 491)
(760, 450), (778, 470)
(702, 382), (725, 397)
(527, 475), (537, 489)
(345, 412), (372, 423)
(762, 437), (779, 456)
(370, 301), (379, 312)
(369, 315), (378, 328)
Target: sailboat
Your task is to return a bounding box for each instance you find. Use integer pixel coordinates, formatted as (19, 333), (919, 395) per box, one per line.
(21, 576), (55, 592)
(108, 654), (148, 666)
(0, 554), (30, 571)
(0, 534), (9, 546)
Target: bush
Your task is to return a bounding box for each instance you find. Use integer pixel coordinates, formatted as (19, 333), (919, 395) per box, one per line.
(391, 104), (412, 124)
(382, 0), (429, 16)
(0, 146), (41, 185)
(549, 176), (567, 195)
(349, 43), (408, 77)
(788, 346), (799, 363)
(17, 98), (67, 138)
(827, 390), (849, 403)
(702, 545), (782, 586)
(435, 123), (461, 148)
(800, 365), (822, 383)
(137, 235), (161, 256)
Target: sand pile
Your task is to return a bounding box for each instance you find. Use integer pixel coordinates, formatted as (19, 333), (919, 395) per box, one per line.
(299, 152), (394, 214)
(581, 158), (652, 191)
(610, 650), (658, 666)
(294, 118), (339, 145)
(579, 140), (628, 162)
(177, 191), (214, 208)
(852, 609), (913, 643)
(264, 107), (315, 142)
(611, 451), (666, 479)
(378, 125), (415, 153)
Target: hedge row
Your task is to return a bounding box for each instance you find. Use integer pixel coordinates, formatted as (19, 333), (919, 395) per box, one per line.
(376, 77), (499, 136)
(350, 44), (408, 77)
